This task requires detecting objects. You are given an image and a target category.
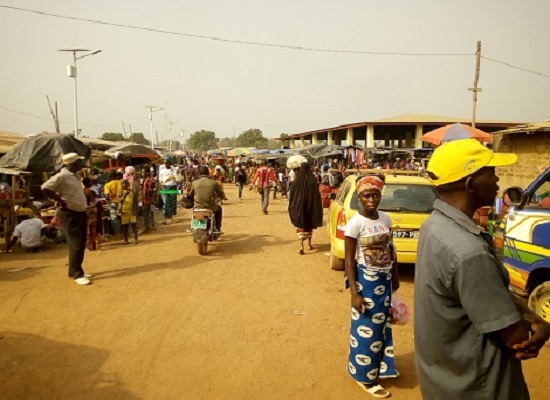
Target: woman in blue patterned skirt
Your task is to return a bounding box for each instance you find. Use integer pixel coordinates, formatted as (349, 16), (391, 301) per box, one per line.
(344, 175), (400, 398)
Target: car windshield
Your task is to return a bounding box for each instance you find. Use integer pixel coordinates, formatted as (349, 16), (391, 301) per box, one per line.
(350, 183), (438, 213)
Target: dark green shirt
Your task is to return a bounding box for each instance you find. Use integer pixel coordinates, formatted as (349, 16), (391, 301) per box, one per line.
(414, 199), (528, 400)
(190, 177), (224, 210)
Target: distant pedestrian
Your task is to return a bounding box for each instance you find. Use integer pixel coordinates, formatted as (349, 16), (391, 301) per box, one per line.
(288, 162), (323, 255)
(159, 156), (178, 224)
(233, 160), (247, 200)
(141, 168), (157, 233)
(251, 159), (278, 215)
(119, 179), (138, 245)
(85, 190), (99, 251)
(42, 153), (92, 285)
(103, 170), (122, 239)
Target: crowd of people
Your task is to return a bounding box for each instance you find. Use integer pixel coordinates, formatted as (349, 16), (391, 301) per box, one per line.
(2, 142), (550, 399)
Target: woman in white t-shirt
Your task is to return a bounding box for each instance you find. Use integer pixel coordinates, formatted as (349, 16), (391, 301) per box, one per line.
(343, 175), (400, 399)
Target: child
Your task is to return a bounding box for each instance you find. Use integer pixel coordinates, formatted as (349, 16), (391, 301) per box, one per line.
(86, 191), (99, 250)
(119, 180), (138, 245)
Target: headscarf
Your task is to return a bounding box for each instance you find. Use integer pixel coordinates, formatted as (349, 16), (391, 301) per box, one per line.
(356, 175), (384, 194)
(288, 163), (323, 230)
(164, 155), (173, 164)
(124, 166), (136, 188)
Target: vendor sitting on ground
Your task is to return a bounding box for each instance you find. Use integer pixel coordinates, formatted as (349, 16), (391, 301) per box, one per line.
(4, 208), (52, 253)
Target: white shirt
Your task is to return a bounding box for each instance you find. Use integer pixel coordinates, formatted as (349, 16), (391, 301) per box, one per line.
(41, 168), (87, 212)
(289, 170), (296, 182)
(344, 212), (393, 269)
(158, 165), (178, 185)
(14, 218), (46, 248)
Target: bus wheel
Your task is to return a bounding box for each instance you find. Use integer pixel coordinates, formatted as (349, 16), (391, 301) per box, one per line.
(528, 281), (550, 324)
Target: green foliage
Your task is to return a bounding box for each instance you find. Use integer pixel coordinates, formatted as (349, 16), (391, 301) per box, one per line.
(267, 139), (279, 148)
(101, 132), (125, 141)
(235, 129), (268, 148)
(187, 130), (218, 152)
(219, 137), (236, 148)
(129, 132), (150, 145)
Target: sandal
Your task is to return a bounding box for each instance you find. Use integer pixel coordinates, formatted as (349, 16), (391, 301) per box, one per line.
(356, 382), (390, 398)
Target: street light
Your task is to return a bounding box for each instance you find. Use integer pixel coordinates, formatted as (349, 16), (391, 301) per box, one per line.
(58, 48), (102, 139)
(145, 105), (164, 149)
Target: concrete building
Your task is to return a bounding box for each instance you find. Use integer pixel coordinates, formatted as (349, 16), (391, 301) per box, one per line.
(493, 122), (550, 191)
(278, 114), (521, 149)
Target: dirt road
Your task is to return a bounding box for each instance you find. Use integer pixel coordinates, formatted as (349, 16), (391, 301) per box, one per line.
(1, 184), (548, 399)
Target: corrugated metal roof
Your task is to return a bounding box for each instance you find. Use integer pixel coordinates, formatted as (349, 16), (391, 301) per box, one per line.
(0, 130), (26, 154)
(282, 114), (524, 139)
(493, 121), (550, 135)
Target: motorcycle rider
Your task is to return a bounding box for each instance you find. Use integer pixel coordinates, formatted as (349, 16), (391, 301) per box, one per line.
(189, 165), (225, 233)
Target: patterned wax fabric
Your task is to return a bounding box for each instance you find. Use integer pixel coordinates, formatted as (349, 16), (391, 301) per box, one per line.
(161, 184), (177, 219)
(344, 212), (397, 384)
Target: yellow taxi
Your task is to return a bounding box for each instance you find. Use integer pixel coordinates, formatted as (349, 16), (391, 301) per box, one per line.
(327, 171), (437, 270)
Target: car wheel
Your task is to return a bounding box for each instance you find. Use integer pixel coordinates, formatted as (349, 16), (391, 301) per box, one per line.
(330, 253), (345, 271)
(528, 281), (550, 324)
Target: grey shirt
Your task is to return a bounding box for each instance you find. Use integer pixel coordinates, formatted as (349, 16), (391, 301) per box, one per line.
(414, 199), (529, 400)
(41, 168), (87, 212)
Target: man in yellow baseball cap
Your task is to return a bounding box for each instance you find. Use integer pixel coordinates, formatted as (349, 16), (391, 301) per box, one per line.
(426, 138), (517, 186)
(414, 139), (550, 399)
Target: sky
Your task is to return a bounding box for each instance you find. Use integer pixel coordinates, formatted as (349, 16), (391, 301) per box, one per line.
(1, 0), (549, 142)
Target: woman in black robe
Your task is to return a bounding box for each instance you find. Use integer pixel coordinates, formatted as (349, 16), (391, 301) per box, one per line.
(288, 162), (324, 255)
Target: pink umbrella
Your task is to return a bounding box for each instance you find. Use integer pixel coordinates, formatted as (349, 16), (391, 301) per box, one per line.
(421, 123), (493, 146)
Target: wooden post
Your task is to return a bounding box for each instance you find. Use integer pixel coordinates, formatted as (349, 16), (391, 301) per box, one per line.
(469, 41), (482, 128)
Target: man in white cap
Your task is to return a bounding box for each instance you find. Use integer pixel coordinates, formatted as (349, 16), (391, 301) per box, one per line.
(42, 152), (91, 285)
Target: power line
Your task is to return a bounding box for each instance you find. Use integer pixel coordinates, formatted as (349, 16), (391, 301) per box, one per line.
(0, 105), (119, 127)
(3, 3), (548, 79)
(0, 4), (471, 57)
(481, 56), (550, 79)
(1, 4), (548, 78)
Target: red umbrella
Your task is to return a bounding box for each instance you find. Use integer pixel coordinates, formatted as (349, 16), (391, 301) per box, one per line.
(421, 123), (493, 146)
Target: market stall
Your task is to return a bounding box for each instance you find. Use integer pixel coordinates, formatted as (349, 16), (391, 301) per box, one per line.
(0, 168), (32, 249)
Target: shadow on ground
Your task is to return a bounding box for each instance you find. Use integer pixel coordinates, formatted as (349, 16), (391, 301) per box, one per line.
(0, 332), (139, 400)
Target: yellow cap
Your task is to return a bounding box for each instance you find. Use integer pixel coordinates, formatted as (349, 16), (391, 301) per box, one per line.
(16, 207), (34, 217)
(427, 139), (517, 186)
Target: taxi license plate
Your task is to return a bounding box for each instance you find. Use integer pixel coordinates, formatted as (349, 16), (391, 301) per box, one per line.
(192, 219), (207, 229)
(393, 230), (419, 239)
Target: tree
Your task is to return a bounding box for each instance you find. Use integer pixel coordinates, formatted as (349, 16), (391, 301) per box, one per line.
(267, 139), (279, 149)
(219, 137), (236, 148)
(129, 132), (150, 145)
(235, 129), (268, 148)
(187, 130), (218, 152)
(101, 132), (125, 141)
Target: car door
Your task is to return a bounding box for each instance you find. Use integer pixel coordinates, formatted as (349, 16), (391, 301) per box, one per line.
(504, 169), (550, 290)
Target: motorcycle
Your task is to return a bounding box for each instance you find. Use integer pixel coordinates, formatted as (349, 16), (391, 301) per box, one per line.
(190, 208), (220, 255)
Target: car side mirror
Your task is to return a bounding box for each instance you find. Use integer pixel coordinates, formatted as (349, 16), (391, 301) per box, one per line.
(503, 187), (523, 206)
(329, 192), (337, 200)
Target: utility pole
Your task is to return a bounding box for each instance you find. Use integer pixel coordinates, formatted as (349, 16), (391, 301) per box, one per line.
(122, 122), (128, 140)
(46, 95), (60, 133)
(57, 48), (102, 138)
(469, 41), (482, 128)
(146, 105), (164, 149)
(166, 121), (178, 152)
